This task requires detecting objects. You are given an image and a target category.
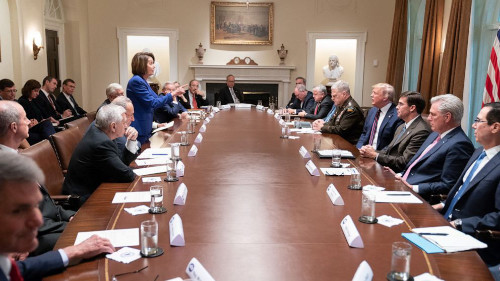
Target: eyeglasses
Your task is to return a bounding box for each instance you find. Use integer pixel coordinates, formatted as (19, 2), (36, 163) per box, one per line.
(2, 89), (17, 93)
(112, 265), (148, 281)
(473, 118), (488, 124)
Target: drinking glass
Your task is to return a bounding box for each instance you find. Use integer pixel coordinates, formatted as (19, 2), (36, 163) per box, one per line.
(388, 242), (412, 281)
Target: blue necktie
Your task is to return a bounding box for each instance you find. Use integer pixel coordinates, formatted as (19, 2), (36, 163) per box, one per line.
(444, 151), (487, 219)
(393, 125), (407, 143)
(323, 106), (336, 122)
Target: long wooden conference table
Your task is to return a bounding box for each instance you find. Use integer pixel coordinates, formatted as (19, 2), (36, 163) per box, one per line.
(45, 107), (492, 280)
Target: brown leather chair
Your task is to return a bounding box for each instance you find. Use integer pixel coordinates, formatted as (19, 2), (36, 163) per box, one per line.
(65, 116), (90, 136)
(20, 139), (80, 210)
(86, 111), (97, 122)
(50, 126), (83, 173)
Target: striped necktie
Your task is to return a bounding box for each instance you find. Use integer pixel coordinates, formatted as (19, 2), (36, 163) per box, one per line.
(402, 135), (441, 180)
(368, 109), (381, 145)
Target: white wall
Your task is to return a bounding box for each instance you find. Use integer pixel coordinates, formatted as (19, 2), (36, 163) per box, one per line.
(0, 0), (14, 80)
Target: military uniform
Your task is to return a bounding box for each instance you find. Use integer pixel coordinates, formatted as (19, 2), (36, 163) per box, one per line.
(321, 96), (365, 144)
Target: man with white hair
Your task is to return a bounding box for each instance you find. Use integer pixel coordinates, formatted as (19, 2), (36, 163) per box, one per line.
(394, 94), (474, 199)
(63, 104), (136, 207)
(297, 85), (333, 120)
(154, 81), (188, 124)
(98, 83), (125, 112)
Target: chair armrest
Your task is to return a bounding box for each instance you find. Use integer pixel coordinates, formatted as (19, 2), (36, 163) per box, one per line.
(475, 229), (500, 240)
(52, 195), (80, 211)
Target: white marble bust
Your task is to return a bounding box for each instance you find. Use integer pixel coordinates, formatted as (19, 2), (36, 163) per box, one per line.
(322, 55), (344, 86)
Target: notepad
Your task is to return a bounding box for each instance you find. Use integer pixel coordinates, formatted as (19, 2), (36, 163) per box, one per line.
(402, 233), (445, 254)
(316, 149), (355, 159)
(410, 226), (487, 253)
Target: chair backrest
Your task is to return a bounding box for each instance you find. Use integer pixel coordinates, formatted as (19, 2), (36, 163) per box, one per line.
(50, 126), (83, 172)
(65, 116), (90, 136)
(19, 139), (65, 196)
(86, 111), (97, 122)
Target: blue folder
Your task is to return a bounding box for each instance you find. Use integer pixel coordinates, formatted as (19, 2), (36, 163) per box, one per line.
(401, 233), (445, 254)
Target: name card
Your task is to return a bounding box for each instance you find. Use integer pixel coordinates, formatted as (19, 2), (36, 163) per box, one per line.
(256, 105), (264, 110)
(200, 124), (207, 132)
(340, 215), (364, 248)
(305, 160), (320, 176)
(279, 119), (285, 126)
(188, 145), (198, 157)
(273, 112), (279, 117)
(210, 112), (215, 118)
(221, 104), (231, 110)
(185, 257), (216, 281)
(169, 213), (185, 246)
(203, 118), (210, 125)
(195, 133), (203, 143)
(176, 160), (185, 177)
(352, 261), (373, 281)
(299, 146), (311, 158)
(326, 184), (344, 205)
(174, 183), (188, 205)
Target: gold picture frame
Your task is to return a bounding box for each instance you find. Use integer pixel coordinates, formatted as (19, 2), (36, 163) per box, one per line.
(210, 2), (274, 45)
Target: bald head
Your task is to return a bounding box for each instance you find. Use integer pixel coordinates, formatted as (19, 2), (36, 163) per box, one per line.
(0, 101), (30, 148)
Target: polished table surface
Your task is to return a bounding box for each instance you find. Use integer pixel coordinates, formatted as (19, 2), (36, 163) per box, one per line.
(45, 108), (492, 280)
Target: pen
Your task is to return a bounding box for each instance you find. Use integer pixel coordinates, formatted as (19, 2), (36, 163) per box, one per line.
(152, 153), (168, 155)
(418, 233), (449, 236)
(386, 193), (411, 196)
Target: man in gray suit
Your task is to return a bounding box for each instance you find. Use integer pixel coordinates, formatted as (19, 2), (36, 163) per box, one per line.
(359, 91), (431, 172)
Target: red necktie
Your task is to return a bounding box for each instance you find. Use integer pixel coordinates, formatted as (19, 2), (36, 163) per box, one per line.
(10, 259), (24, 281)
(369, 109), (381, 145)
(402, 135), (441, 180)
(314, 103), (319, 115)
(191, 93), (198, 109)
(48, 94), (56, 110)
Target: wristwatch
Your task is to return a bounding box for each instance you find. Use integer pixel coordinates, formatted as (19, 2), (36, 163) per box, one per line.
(453, 218), (462, 230)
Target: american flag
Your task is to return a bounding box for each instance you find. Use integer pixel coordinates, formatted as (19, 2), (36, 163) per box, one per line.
(483, 28), (500, 106)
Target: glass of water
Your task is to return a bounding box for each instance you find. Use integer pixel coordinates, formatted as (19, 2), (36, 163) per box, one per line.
(149, 185), (166, 214)
(359, 191), (377, 224)
(348, 169), (362, 190)
(171, 143), (180, 161)
(216, 101), (221, 108)
(331, 149), (342, 168)
(388, 242), (412, 281)
(140, 220), (162, 257)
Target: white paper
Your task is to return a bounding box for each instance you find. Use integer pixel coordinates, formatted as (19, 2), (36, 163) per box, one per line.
(288, 136), (300, 139)
(299, 146), (311, 158)
(137, 147), (171, 159)
(362, 185), (385, 192)
(221, 104), (231, 110)
(317, 149), (354, 158)
(169, 214), (185, 246)
(326, 184), (344, 206)
(176, 160), (185, 177)
(142, 177), (162, 183)
(188, 145), (198, 157)
(124, 205), (150, 216)
(174, 183), (188, 205)
(133, 165), (168, 176)
(375, 191), (422, 204)
(112, 191), (151, 203)
(414, 273), (444, 281)
(234, 103), (252, 109)
(166, 278), (183, 281)
(321, 167), (356, 176)
(200, 125), (206, 132)
(203, 118), (210, 124)
(352, 260), (373, 281)
(152, 121), (174, 133)
(256, 105), (264, 110)
(195, 133), (203, 143)
(376, 215), (404, 227)
(75, 228), (139, 247)
(412, 226), (487, 252)
(186, 257), (216, 281)
(340, 215), (364, 248)
(135, 157), (171, 166)
(106, 247), (142, 264)
(305, 160), (320, 176)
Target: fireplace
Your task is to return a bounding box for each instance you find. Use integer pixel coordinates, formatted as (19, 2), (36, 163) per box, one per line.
(189, 65), (295, 107)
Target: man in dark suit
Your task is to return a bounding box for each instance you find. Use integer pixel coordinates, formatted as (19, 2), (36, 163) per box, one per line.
(62, 104), (137, 206)
(312, 80), (365, 144)
(298, 85), (333, 120)
(219, 74), (244, 105)
(35, 76), (72, 120)
(394, 94), (474, 199)
(287, 84), (315, 114)
(0, 79), (17, 101)
(56, 79), (86, 117)
(357, 83), (402, 150)
(154, 82), (188, 124)
(360, 91), (431, 172)
(434, 102), (500, 271)
(0, 152), (115, 281)
(180, 79), (208, 109)
(286, 77), (308, 108)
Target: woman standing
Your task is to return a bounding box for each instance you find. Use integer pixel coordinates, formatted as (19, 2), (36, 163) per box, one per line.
(127, 52), (185, 143)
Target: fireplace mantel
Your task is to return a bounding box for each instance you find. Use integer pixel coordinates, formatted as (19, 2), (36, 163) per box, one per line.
(189, 65), (295, 106)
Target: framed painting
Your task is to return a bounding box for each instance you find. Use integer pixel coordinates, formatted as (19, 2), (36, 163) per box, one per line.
(210, 2), (273, 45)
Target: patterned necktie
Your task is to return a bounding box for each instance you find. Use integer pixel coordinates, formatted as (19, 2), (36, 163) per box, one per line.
(10, 259), (23, 281)
(324, 107), (336, 122)
(402, 135), (441, 180)
(393, 125), (407, 143)
(229, 88), (239, 103)
(443, 151), (487, 219)
(48, 94), (56, 110)
(368, 109), (381, 145)
(314, 103), (319, 115)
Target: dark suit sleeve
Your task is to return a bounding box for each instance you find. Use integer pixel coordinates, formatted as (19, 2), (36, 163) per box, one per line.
(304, 98), (333, 120)
(17, 251), (65, 280)
(296, 97), (315, 114)
(96, 141), (136, 182)
(377, 126), (430, 172)
(197, 95), (209, 106)
(462, 180), (500, 235)
(418, 140), (474, 195)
